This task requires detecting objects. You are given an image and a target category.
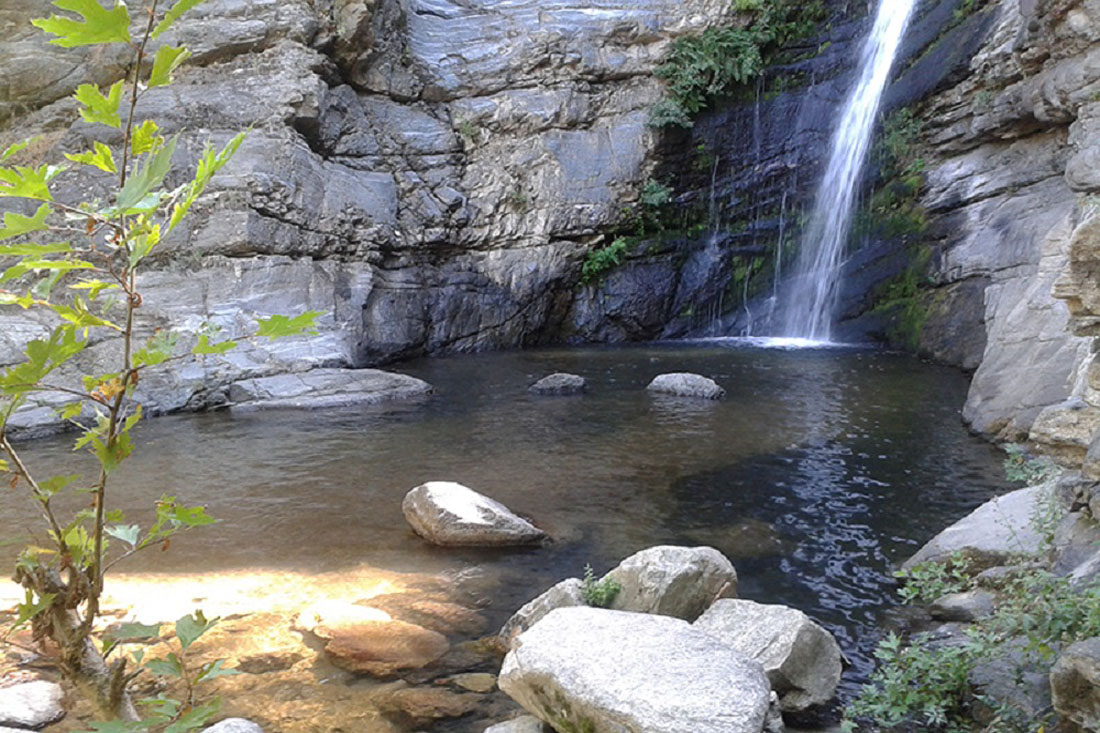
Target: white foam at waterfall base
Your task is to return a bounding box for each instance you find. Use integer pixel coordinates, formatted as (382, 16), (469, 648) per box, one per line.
(778, 0), (919, 341)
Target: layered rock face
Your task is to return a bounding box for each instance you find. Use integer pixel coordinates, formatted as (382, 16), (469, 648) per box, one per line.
(916, 0), (1100, 451)
(0, 0), (729, 431)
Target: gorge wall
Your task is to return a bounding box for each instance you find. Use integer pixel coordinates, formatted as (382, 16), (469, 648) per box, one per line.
(2, 0), (1100, 463)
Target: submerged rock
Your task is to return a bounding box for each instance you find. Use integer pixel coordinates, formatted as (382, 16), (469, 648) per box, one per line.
(499, 578), (586, 647)
(694, 599), (843, 712)
(228, 368), (432, 410)
(376, 685), (480, 727)
(1050, 637), (1100, 731)
(499, 607), (772, 733)
(402, 481), (547, 546)
(528, 373), (586, 395)
(0, 679), (65, 729)
(323, 620), (450, 676)
(646, 372), (725, 399)
(903, 483), (1051, 569)
(604, 545), (737, 620)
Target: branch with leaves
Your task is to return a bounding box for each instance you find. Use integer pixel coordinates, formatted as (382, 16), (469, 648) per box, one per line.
(1, 1), (322, 729)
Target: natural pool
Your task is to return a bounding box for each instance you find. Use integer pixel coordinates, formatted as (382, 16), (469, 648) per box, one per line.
(0, 340), (1013, 730)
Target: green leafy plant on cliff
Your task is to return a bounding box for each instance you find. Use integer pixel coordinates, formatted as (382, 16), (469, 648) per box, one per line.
(0, 1), (321, 728)
(652, 0), (826, 127)
(581, 238), (629, 284)
(893, 551), (975, 605)
(1002, 443), (1058, 486)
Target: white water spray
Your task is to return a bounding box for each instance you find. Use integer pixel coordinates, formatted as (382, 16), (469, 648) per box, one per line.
(780, 0), (918, 341)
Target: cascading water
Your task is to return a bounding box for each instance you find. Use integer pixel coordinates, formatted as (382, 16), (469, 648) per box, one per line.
(779, 0), (919, 342)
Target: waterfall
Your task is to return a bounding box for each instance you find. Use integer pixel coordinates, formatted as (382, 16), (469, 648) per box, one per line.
(780, 0), (918, 342)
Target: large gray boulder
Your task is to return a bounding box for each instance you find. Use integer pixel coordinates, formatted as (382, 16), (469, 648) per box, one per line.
(902, 483), (1052, 570)
(605, 545), (737, 620)
(1050, 637), (1100, 731)
(484, 716), (548, 733)
(499, 578), (586, 646)
(0, 679), (65, 729)
(499, 607), (773, 733)
(694, 599), (842, 712)
(402, 481), (547, 546)
(646, 373), (726, 399)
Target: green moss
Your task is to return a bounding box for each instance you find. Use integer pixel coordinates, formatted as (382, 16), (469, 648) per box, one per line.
(871, 246), (932, 350)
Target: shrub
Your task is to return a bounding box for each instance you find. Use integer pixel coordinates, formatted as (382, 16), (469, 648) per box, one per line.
(582, 565), (622, 608)
(0, 1), (320, 728)
(581, 238), (629, 283)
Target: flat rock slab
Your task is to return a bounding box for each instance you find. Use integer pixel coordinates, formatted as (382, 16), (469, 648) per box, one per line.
(0, 679), (65, 729)
(529, 373), (586, 395)
(403, 481), (546, 546)
(500, 607), (772, 733)
(903, 483), (1050, 569)
(694, 599), (842, 712)
(646, 372), (725, 399)
(228, 368), (432, 410)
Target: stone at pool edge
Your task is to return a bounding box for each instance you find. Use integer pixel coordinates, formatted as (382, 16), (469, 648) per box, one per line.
(646, 372), (725, 399)
(202, 719), (265, 733)
(1050, 637), (1100, 730)
(528, 372), (586, 395)
(402, 481), (547, 547)
(0, 679), (65, 730)
(483, 715), (549, 733)
(227, 368), (432, 411)
(499, 607), (773, 733)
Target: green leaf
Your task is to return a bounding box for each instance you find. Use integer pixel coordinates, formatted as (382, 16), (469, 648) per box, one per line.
(0, 203), (52, 240)
(65, 141), (117, 174)
(191, 333), (237, 355)
(195, 659), (239, 683)
(93, 430), (132, 474)
(0, 459), (9, 472)
(0, 326), (87, 393)
(172, 504), (216, 528)
(32, 0), (131, 47)
(131, 120), (164, 157)
(13, 589), (56, 630)
(146, 653), (184, 678)
(70, 279), (119, 299)
(134, 330), (179, 367)
(109, 620), (161, 640)
(148, 45), (191, 88)
(164, 699), (221, 733)
(116, 135), (178, 213)
(152, 0), (207, 39)
(255, 310), (325, 340)
(175, 611), (216, 651)
(52, 298), (123, 331)
(59, 401), (83, 420)
(1, 138), (40, 164)
(0, 164), (64, 201)
(39, 473), (79, 496)
(106, 524), (141, 548)
(0, 241), (70, 257)
(168, 130), (247, 232)
(128, 224), (161, 267)
(73, 81), (125, 129)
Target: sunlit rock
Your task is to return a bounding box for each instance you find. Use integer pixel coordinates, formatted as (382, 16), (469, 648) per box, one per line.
(646, 373), (725, 399)
(376, 685), (480, 727)
(528, 372), (586, 395)
(604, 545), (737, 620)
(929, 589), (996, 622)
(202, 719), (265, 733)
(484, 715), (547, 733)
(499, 578), (586, 647)
(499, 607), (772, 733)
(0, 680), (65, 729)
(694, 598), (842, 712)
(402, 481), (546, 546)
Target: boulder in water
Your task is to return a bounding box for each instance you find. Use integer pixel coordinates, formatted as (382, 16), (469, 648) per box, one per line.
(693, 598), (842, 712)
(402, 481), (546, 546)
(529, 373), (586, 395)
(499, 607), (772, 733)
(646, 372), (725, 399)
(499, 578), (586, 647)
